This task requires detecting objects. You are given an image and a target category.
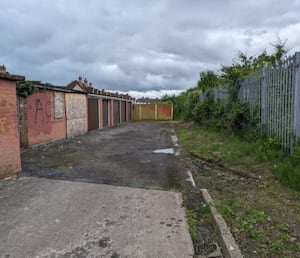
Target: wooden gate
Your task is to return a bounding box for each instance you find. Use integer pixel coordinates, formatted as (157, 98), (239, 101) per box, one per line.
(88, 98), (99, 131)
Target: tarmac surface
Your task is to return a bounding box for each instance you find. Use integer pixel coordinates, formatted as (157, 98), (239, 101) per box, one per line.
(22, 122), (181, 189)
(0, 122), (194, 258)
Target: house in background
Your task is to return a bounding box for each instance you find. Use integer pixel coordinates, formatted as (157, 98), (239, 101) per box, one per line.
(66, 76), (134, 130)
(135, 97), (159, 104)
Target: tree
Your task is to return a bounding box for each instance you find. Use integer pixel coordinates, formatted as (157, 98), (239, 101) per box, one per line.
(197, 70), (219, 92)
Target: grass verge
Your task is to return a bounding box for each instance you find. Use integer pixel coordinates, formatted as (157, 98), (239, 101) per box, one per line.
(176, 122), (300, 258)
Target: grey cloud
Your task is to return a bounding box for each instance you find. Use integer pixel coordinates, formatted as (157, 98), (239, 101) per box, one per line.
(1, 0), (300, 97)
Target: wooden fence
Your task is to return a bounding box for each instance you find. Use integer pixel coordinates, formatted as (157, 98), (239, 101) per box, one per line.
(133, 104), (173, 121)
(199, 52), (300, 153)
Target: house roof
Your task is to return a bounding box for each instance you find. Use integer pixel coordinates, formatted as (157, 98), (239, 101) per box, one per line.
(19, 81), (87, 94)
(36, 84), (87, 94)
(0, 65), (25, 81)
(66, 76), (134, 100)
(136, 97), (158, 103)
(66, 76), (93, 93)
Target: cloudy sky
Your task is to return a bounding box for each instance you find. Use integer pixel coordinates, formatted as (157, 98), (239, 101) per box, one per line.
(1, 0), (300, 98)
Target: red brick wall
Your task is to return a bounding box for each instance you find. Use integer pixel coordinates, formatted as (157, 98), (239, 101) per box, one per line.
(0, 79), (21, 178)
(21, 91), (67, 146)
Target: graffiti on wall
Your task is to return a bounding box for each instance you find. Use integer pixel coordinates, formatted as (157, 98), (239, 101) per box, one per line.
(34, 98), (52, 124)
(0, 117), (6, 134)
(31, 92), (65, 124)
(0, 99), (14, 134)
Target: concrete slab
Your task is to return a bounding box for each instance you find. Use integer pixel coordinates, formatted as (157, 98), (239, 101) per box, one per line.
(0, 176), (194, 258)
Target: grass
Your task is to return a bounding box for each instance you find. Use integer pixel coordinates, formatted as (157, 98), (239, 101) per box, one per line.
(185, 209), (199, 241)
(176, 123), (300, 258)
(177, 124), (300, 189)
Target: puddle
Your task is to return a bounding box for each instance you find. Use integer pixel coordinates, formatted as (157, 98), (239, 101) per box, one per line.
(152, 148), (174, 154)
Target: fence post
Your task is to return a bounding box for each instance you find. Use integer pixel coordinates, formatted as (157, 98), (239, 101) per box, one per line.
(293, 52), (300, 150)
(261, 67), (267, 134)
(139, 104), (142, 120)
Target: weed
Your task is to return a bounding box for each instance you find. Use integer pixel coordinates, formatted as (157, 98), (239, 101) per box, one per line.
(274, 162), (300, 191)
(185, 209), (198, 241)
(168, 187), (180, 192)
(144, 185), (159, 190)
(199, 203), (210, 214)
(181, 189), (189, 203)
(268, 239), (284, 252)
(176, 123), (300, 257)
(57, 165), (71, 171)
(16, 81), (38, 97)
(258, 181), (268, 189)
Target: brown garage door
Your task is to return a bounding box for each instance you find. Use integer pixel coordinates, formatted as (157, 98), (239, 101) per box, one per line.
(88, 98), (99, 131)
(113, 100), (120, 125)
(128, 103), (132, 121)
(121, 101), (126, 122)
(102, 99), (109, 127)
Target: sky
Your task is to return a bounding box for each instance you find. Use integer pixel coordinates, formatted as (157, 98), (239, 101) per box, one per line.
(1, 0), (300, 98)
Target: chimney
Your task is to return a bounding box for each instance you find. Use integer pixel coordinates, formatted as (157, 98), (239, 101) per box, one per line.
(84, 77), (88, 87)
(0, 65), (7, 74)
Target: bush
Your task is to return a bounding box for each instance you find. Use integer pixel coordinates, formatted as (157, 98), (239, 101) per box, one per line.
(17, 82), (38, 97)
(182, 89), (201, 121)
(193, 93), (250, 133)
(274, 142), (300, 191)
(223, 101), (250, 132)
(274, 163), (300, 191)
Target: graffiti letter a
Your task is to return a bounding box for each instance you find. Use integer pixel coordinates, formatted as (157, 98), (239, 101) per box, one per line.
(35, 99), (44, 124)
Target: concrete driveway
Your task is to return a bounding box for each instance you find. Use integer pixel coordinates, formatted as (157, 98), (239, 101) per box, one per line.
(0, 122), (194, 258)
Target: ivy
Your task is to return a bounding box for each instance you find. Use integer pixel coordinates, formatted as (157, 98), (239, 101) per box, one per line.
(16, 82), (38, 97)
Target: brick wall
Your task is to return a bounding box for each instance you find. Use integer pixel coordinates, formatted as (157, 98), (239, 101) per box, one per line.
(20, 91), (67, 146)
(0, 79), (21, 178)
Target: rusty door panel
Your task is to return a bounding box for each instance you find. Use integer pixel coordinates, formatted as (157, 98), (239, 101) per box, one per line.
(88, 98), (99, 131)
(113, 100), (120, 125)
(102, 99), (109, 127)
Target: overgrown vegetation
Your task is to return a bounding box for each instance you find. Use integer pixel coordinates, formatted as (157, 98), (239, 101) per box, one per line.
(274, 141), (300, 191)
(176, 123), (300, 257)
(162, 39), (300, 190)
(16, 81), (38, 97)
